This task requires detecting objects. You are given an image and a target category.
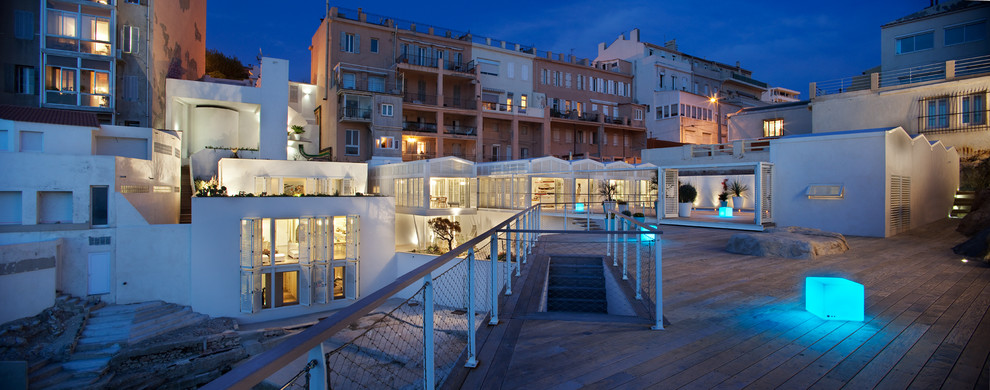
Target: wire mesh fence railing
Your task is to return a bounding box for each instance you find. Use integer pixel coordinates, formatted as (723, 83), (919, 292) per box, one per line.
(204, 206), (541, 390)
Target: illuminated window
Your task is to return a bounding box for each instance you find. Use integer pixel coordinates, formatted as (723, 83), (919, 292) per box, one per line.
(378, 136), (397, 149)
(896, 31), (934, 54)
(520, 94), (527, 113)
(46, 66), (76, 91)
(47, 10), (78, 37)
(763, 118), (783, 137)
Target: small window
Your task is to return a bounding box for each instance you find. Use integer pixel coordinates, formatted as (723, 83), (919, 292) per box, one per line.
(20, 131), (42, 152)
(924, 98), (950, 129)
(345, 129), (359, 155)
(91, 186), (108, 226)
(381, 103), (393, 117)
(896, 31), (934, 54)
(379, 136), (397, 149)
(806, 184), (844, 199)
(121, 25), (140, 54)
(763, 118), (783, 137)
(962, 94), (986, 126)
(341, 32), (357, 53)
(38, 191), (72, 224)
(368, 76), (385, 92)
(945, 20), (986, 46)
(370, 38), (379, 53)
(635, 109), (643, 121)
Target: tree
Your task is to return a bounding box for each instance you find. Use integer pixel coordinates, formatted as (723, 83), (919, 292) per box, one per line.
(598, 179), (618, 202)
(428, 218), (461, 252)
(205, 49), (250, 80)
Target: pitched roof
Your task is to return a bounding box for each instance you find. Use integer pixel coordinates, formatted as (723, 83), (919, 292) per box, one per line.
(884, 0), (988, 27)
(0, 105), (100, 127)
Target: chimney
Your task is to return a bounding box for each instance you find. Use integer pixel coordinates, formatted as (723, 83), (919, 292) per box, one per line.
(664, 39), (677, 51)
(735, 61), (741, 69)
(631, 28), (640, 42)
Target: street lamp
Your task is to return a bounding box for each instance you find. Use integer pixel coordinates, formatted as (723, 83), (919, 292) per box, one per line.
(709, 93), (722, 143)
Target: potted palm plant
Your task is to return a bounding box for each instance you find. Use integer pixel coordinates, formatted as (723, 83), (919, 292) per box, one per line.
(678, 183), (697, 217)
(730, 180), (748, 210)
(290, 125), (305, 140)
(599, 180), (618, 212)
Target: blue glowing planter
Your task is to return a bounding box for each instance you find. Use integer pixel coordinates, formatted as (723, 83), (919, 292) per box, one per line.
(805, 277), (864, 321)
(575, 203), (585, 213)
(718, 207), (733, 217)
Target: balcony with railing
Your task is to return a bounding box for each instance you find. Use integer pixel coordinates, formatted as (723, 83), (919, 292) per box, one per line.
(550, 109), (599, 123)
(339, 106), (372, 122)
(337, 78), (401, 94)
(444, 97), (477, 110)
(444, 124), (476, 136)
(403, 121), (438, 133)
(811, 54), (990, 98)
(444, 60), (476, 74)
(402, 151), (437, 161)
(403, 91), (438, 106)
(482, 102), (513, 112)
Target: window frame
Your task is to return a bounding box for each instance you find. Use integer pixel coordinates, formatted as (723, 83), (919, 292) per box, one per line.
(345, 129), (360, 156)
(381, 103), (393, 117)
(944, 20), (986, 46)
(895, 30), (935, 55)
(763, 118), (784, 137)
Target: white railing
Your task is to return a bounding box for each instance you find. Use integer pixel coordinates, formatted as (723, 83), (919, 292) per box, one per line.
(812, 54), (990, 97)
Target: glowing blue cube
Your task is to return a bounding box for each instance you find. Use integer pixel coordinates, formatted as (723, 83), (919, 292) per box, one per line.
(805, 277), (864, 321)
(639, 224), (657, 242)
(575, 203), (585, 213)
(718, 207), (733, 217)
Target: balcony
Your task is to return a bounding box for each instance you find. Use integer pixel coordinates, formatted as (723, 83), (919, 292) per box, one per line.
(444, 60), (476, 75)
(403, 151), (437, 161)
(604, 115), (630, 126)
(404, 91), (438, 106)
(444, 125), (476, 136)
(443, 97), (477, 110)
(403, 122), (438, 133)
(550, 109), (598, 122)
(338, 79), (400, 94)
(396, 54), (439, 68)
(396, 54), (477, 76)
(339, 106), (372, 121)
(482, 102), (512, 112)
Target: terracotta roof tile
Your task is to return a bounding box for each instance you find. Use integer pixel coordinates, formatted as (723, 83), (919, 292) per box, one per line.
(0, 105), (100, 128)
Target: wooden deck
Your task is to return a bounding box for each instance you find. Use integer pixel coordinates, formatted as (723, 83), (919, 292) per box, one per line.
(445, 218), (990, 389)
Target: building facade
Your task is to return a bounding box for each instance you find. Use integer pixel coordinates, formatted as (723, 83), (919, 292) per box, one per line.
(881, 0), (989, 73)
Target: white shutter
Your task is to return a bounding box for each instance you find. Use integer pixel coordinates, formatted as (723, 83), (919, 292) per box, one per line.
(240, 218), (262, 268)
(663, 169), (679, 218)
(240, 269), (262, 313)
(339, 31), (346, 51)
(342, 178), (354, 195)
(521, 65), (528, 81)
(299, 265), (313, 306)
(131, 27), (140, 54)
(298, 217), (312, 265)
(565, 73), (571, 88)
(305, 178), (317, 195)
(507, 62), (514, 78)
(313, 263), (329, 304)
(354, 34), (360, 53)
(345, 215), (359, 261)
(314, 217), (330, 262)
(760, 163), (774, 223)
(345, 262), (358, 299)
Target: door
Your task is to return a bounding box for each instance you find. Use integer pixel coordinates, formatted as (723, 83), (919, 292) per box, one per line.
(88, 252), (111, 295)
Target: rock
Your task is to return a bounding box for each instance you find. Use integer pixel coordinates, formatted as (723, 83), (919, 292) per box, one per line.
(958, 188), (990, 236)
(726, 226), (850, 259)
(952, 227), (990, 262)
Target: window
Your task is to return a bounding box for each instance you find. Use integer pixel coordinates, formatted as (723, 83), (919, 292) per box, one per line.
(896, 31), (934, 54)
(520, 94), (527, 113)
(521, 147), (529, 159)
(341, 32), (358, 53)
(670, 104), (677, 116)
(240, 216), (360, 312)
(368, 76), (385, 92)
(47, 10), (78, 38)
(763, 118), (783, 137)
(541, 69), (548, 84)
(20, 131), (42, 152)
(378, 136), (397, 149)
(15, 65), (36, 94)
(340, 73), (355, 89)
(121, 25), (140, 54)
(38, 191), (72, 224)
(521, 65), (529, 81)
(635, 109), (643, 121)
(925, 98), (949, 129)
(613, 134), (619, 146)
(962, 94), (985, 125)
(553, 71), (561, 87)
(15, 10), (34, 40)
(565, 73), (571, 88)
(345, 129), (359, 155)
(945, 20), (986, 46)
(507, 62), (514, 78)
(577, 74), (583, 90)
(478, 59), (499, 76)
(91, 186), (108, 226)
(381, 103), (393, 117)
(370, 38), (379, 53)
(553, 130), (560, 142)
(0, 192), (21, 225)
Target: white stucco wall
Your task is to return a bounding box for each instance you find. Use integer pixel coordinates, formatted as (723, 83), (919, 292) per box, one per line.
(114, 224), (191, 305)
(189, 196), (397, 322)
(0, 240), (59, 324)
(217, 159), (369, 195)
(727, 102), (812, 140)
(0, 119), (95, 156)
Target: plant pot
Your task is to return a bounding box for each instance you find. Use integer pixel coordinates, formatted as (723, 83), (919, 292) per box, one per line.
(618, 203), (629, 213)
(634, 216), (645, 224)
(678, 202), (692, 217)
(602, 200), (617, 213)
(292, 133), (303, 140)
(719, 200), (728, 207)
(732, 196), (744, 210)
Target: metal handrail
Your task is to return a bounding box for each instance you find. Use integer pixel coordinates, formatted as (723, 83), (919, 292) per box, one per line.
(203, 205), (541, 389)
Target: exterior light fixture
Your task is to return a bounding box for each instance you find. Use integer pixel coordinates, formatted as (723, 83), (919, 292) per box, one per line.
(575, 203), (585, 212)
(718, 207), (733, 217)
(806, 277), (864, 321)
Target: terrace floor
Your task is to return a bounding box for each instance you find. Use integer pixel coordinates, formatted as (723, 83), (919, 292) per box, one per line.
(446, 218), (990, 389)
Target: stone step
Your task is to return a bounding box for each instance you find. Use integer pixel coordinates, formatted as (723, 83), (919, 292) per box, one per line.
(76, 332), (129, 347)
(547, 298), (607, 313)
(74, 339), (121, 353)
(28, 362), (61, 384)
(89, 301), (164, 317)
(549, 275), (605, 288)
(29, 369), (74, 390)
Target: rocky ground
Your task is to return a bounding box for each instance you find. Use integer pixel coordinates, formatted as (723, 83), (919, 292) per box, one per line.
(0, 296), (88, 364)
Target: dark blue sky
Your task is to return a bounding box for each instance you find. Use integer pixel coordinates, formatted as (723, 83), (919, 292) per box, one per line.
(207, 0), (925, 96)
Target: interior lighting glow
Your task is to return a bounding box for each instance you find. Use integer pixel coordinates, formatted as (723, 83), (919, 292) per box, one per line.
(718, 207), (733, 217)
(806, 277), (864, 321)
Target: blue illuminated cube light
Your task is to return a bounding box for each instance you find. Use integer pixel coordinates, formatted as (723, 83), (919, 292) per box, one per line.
(718, 207), (733, 217)
(575, 203), (585, 213)
(639, 224), (657, 242)
(805, 277), (864, 321)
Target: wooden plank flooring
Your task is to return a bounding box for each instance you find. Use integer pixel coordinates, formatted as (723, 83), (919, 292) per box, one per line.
(446, 218), (990, 389)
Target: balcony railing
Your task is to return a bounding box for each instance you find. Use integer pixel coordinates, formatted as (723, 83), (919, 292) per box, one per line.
(339, 107), (372, 121)
(396, 53), (439, 68)
(338, 79), (400, 94)
(402, 151), (437, 161)
(550, 109), (596, 122)
(812, 54), (990, 97)
(403, 91), (438, 105)
(444, 124), (476, 136)
(403, 122), (438, 133)
(482, 102), (512, 112)
(604, 116), (630, 126)
(444, 60), (476, 74)
(444, 97), (477, 110)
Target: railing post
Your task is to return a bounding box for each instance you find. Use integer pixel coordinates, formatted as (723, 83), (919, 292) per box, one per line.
(606, 213), (612, 259)
(423, 272), (435, 390)
(308, 344), (327, 390)
(622, 218), (628, 280)
(652, 234), (664, 331)
(515, 222), (522, 277)
(465, 248), (478, 368)
(505, 229), (512, 296)
(489, 233), (499, 325)
(563, 203), (568, 230)
(636, 232), (642, 300)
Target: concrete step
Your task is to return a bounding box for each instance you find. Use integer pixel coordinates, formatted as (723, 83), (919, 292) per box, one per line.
(28, 362), (61, 384)
(547, 298), (607, 313)
(548, 285), (608, 297)
(549, 275), (605, 288)
(89, 301), (164, 317)
(549, 266), (602, 277)
(129, 311), (207, 344)
(551, 256), (604, 265)
(29, 369), (74, 390)
(61, 357), (110, 374)
(70, 344), (120, 361)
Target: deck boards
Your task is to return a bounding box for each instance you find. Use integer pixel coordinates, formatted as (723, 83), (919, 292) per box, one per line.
(446, 218), (990, 389)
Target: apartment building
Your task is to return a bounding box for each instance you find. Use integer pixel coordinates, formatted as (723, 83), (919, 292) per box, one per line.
(310, 7), (647, 164)
(0, 0), (205, 128)
(596, 29), (771, 144)
(881, 0), (989, 73)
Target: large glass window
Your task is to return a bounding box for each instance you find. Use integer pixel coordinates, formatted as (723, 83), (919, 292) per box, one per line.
(962, 94), (986, 125)
(945, 20), (986, 46)
(896, 31), (934, 54)
(345, 129), (360, 155)
(429, 178), (472, 209)
(763, 118), (783, 137)
(926, 98), (949, 129)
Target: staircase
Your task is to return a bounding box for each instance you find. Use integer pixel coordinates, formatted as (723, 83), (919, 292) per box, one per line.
(570, 217), (604, 231)
(179, 164), (193, 224)
(28, 301), (207, 389)
(546, 256), (607, 313)
(951, 190), (975, 218)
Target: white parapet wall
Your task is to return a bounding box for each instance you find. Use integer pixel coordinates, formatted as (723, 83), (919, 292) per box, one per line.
(0, 240), (60, 324)
(218, 159), (368, 195)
